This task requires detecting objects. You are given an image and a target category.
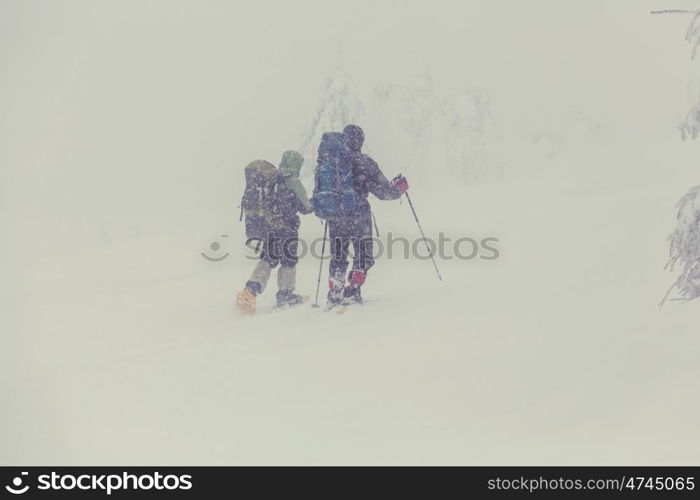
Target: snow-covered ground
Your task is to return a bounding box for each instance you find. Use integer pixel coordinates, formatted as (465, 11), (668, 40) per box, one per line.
(2, 0), (700, 465)
(3, 136), (699, 465)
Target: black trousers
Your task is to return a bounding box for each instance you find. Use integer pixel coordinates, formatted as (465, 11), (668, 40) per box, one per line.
(259, 228), (299, 268)
(328, 213), (374, 277)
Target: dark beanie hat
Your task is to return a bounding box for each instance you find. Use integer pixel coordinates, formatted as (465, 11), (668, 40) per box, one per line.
(343, 124), (364, 152)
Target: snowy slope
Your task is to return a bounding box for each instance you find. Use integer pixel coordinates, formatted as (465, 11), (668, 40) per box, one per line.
(3, 134), (700, 465)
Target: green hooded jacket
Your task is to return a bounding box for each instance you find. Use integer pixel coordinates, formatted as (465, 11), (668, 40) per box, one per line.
(278, 150), (312, 213)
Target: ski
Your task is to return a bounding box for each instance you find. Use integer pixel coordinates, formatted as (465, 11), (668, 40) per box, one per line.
(322, 302), (345, 314)
(322, 299), (365, 315)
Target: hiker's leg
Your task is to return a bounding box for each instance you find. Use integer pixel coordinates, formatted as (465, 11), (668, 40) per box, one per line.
(237, 237), (274, 314)
(351, 214), (374, 273)
(329, 220), (350, 278)
(247, 233), (279, 294)
(345, 215), (373, 303)
(327, 220), (350, 302)
(277, 264), (296, 291)
(278, 230), (299, 291)
(247, 260), (272, 295)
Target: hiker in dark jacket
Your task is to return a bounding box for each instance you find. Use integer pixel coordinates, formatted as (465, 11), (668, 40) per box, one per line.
(327, 125), (409, 306)
(236, 150), (313, 314)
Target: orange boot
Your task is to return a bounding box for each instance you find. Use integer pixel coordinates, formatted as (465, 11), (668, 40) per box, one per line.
(235, 288), (257, 315)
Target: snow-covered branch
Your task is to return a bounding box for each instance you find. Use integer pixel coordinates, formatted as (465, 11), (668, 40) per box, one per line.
(661, 185), (700, 307)
(651, 9), (700, 59)
(679, 101), (700, 140)
(652, 9), (700, 140)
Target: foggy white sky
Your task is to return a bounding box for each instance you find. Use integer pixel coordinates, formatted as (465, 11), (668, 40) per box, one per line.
(1, 0), (699, 221)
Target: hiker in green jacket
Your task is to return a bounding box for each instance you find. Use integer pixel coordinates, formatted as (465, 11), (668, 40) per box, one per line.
(236, 150), (313, 314)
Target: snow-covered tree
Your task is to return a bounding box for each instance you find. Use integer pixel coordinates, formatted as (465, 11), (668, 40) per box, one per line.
(297, 64), (502, 185)
(679, 101), (700, 140)
(297, 69), (364, 178)
(445, 87), (503, 181)
(652, 9), (700, 59)
(652, 9), (700, 141)
(653, 9), (700, 306)
(661, 186), (700, 307)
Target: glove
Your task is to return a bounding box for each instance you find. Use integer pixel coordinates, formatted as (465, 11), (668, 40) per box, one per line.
(393, 176), (409, 195)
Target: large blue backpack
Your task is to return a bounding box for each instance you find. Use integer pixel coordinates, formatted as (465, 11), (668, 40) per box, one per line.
(312, 132), (358, 219)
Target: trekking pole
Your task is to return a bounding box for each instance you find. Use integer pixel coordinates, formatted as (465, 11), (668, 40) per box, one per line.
(371, 211), (380, 237)
(312, 221), (329, 307)
(395, 174), (443, 281)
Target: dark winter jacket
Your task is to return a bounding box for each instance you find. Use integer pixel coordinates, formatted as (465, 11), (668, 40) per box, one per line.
(343, 125), (402, 216)
(278, 150), (312, 213)
(270, 151), (313, 232)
